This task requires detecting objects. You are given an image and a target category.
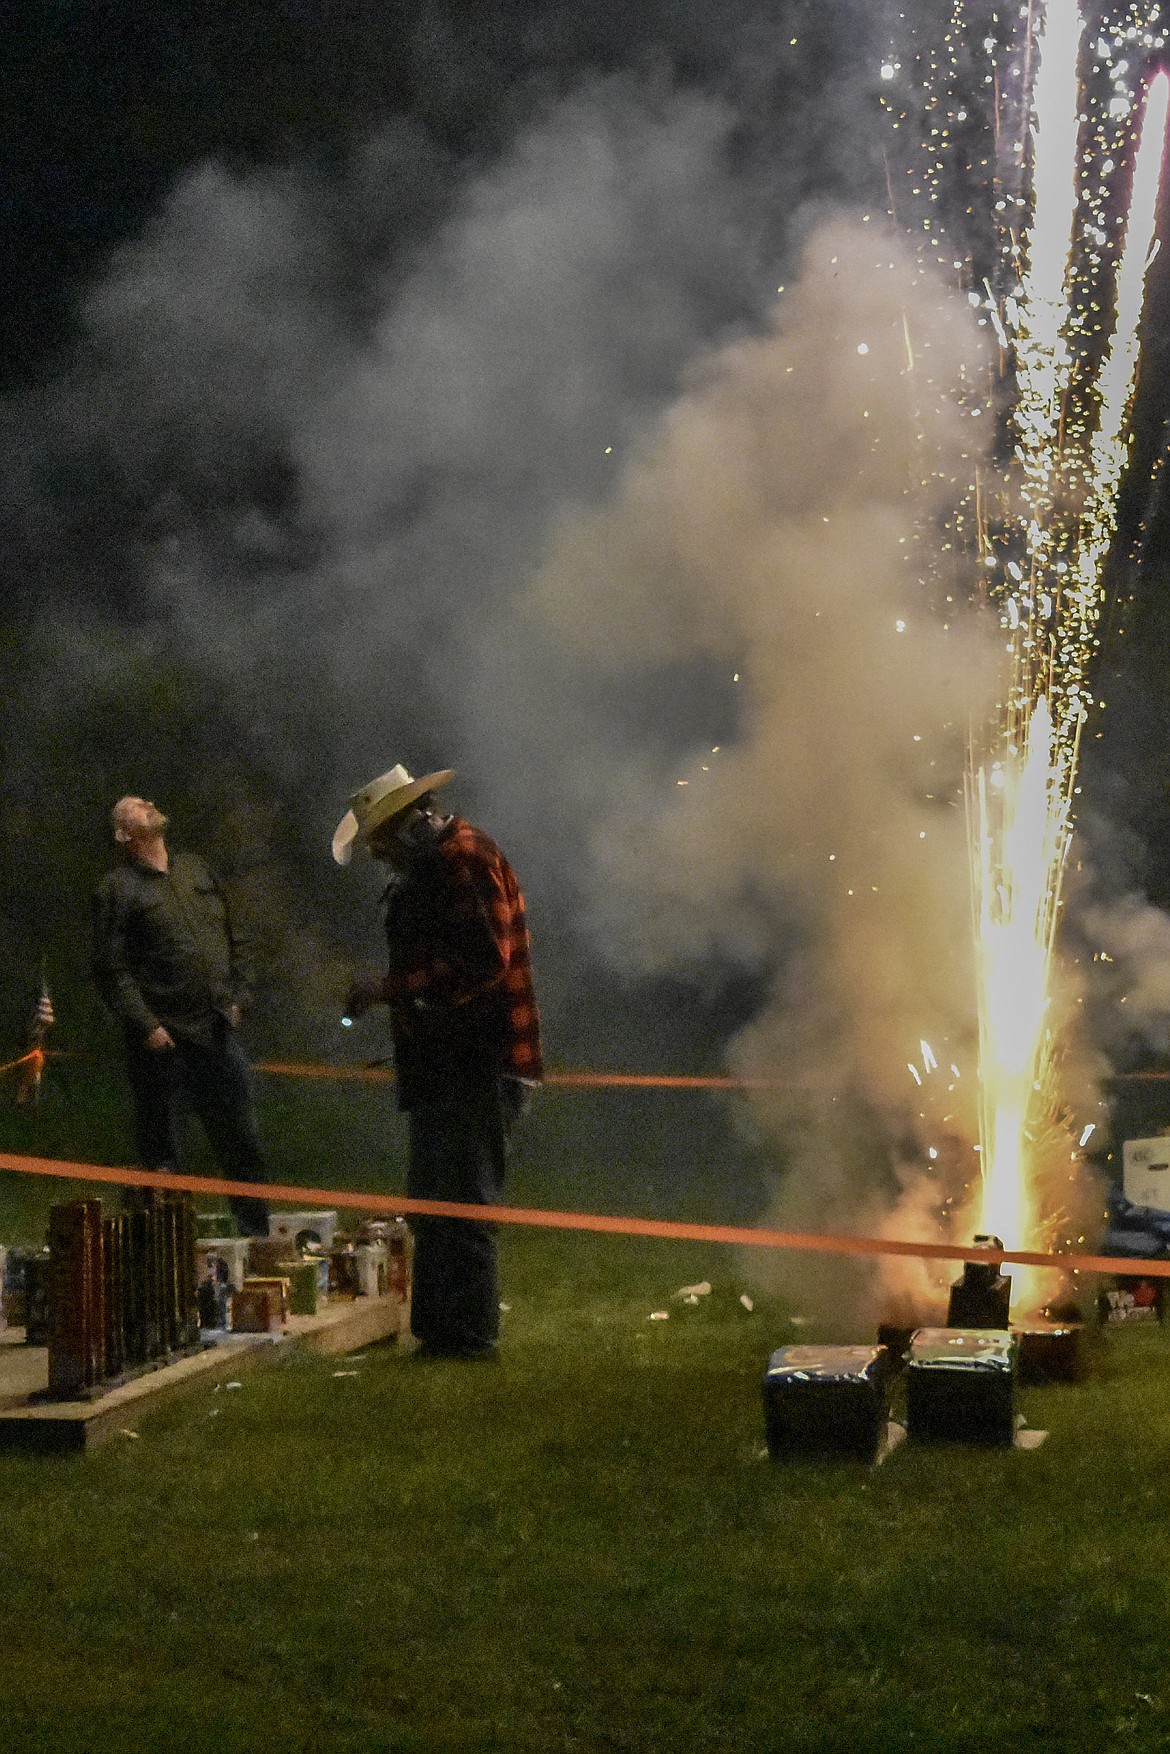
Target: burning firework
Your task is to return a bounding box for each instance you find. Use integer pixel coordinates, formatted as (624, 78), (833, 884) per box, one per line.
(884, 1), (1169, 1304)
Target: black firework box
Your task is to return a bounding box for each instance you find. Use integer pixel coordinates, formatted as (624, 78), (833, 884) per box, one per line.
(761, 1343), (893, 1463)
(905, 1328), (1017, 1446)
(1011, 1317), (1088, 1384)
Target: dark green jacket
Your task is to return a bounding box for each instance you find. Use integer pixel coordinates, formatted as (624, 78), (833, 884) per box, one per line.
(93, 852), (250, 1044)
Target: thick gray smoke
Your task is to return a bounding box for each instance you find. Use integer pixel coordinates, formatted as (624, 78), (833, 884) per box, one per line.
(1079, 891), (1170, 1060)
(3, 83), (778, 1043)
(2, 41), (1154, 1316)
(497, 215), (1006, 1323)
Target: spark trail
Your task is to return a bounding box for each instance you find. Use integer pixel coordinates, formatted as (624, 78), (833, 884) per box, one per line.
(884, 1), (1169, 1276)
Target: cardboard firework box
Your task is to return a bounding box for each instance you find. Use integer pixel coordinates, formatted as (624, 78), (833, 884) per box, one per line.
(103, 1213), (127, 1380)
(905, 1328), (1017, 1446)
(197, 1238), (250, 1292)
(1011, 1317), (1088, 1383)
(241, 1276), (290, 1323)
(124, 1196), (162, 1364)
(116, 1191), (199, 1369)
(169, 1194), (200, 1349)
(230, 1283), (284, 1333)
(267, 1210), (339, 1252)
(287, 1262), (321, 1316)
(47, 1199), (106, 1398)
(761, 1344), (893, 1463)
(385, 1222), (411, 1305)
(23, 1252), (52, 1346)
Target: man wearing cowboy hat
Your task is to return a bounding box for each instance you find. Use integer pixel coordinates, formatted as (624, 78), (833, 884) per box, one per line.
(93, 796), (270, 1237)
(336, 764), (542, 1358)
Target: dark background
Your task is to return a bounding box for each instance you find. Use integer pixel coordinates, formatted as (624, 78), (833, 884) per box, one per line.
(0, 0), (884, 1055)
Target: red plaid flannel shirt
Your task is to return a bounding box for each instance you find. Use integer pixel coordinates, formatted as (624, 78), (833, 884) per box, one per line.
(382, 818), (542, 1105)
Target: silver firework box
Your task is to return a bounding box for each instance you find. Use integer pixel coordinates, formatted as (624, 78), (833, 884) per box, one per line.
(761, 1344), (892, 1462)
(905, 1327), (1017, 1446)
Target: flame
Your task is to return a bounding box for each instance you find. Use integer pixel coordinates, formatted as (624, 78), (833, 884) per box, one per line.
(882, 3), (1170, 1312)
(968, 19), (1168, 1299)
(970, 699), (1071, 1261)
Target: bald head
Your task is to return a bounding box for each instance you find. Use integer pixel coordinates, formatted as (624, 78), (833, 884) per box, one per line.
(111, 797), (168, 867)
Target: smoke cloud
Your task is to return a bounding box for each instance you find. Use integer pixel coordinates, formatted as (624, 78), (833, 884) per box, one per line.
(494, 215), (1007, 1324)
(2, 19), (1154, 1323)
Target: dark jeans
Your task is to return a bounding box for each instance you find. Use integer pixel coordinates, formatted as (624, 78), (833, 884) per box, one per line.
(124, 1017), (270, 1236)
(406, 1080), (524, 1353)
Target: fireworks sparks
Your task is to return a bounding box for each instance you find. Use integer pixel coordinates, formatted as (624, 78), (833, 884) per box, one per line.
(969, 696), (1071, 1247)
(885, 2), (1170, 1275)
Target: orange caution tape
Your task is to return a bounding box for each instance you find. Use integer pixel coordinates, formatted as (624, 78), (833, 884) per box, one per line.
(0, 1148), (1166, 1279)
(0, 1049), (43, 1079)
(19, 1050), (1170, 1091)
(254, 1060), (790, 1091)
(14, 1047), (45, 1105)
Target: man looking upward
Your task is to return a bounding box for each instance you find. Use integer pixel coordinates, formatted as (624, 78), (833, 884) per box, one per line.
(93, 796), (270, 1237)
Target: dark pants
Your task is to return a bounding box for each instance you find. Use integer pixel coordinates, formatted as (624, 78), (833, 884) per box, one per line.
(124, 1018), (270, 1236)
(406, 1081), (524, 1353)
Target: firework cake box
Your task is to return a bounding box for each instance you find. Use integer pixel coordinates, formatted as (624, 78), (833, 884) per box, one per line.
(267, 1209), (338, 1252)
(761, 1344), (893, 1463)
(905, 1328), (1017, 1446)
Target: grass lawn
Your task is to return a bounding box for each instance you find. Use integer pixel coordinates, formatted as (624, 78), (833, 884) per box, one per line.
(0, 1067), (1167, 1751)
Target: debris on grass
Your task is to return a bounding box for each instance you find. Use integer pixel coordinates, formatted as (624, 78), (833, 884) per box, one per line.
(225, 1381), (243, 1391)
(120, 1429), (139, 1440)
(332, 1369), (360, 1378)
(675, 1281), (712, 1300)
(649, 1310), (669, 1321)
(740, 1295), (754, 1312)
(499, 1302), (511, 1312)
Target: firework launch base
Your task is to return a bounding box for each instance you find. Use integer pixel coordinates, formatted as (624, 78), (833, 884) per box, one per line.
(0, 1290), (408, 1453)
(1012, 1319), (1088, 1384)
(904, 1328), (1017, 1447)
(761, 1344), (893, 1463)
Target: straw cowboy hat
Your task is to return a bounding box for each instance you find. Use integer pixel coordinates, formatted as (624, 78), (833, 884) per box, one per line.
(332, 764), (455, 865)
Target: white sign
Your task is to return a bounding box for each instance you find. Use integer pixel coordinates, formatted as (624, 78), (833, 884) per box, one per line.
(1122, 1137), (1170, 1213)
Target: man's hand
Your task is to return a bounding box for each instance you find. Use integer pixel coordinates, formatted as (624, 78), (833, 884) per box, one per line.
(344, 975), (387, 1020)
(146, 1024), (175, 1051)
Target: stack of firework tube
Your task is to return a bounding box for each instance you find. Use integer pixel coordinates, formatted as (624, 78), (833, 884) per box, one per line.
(46, 1191), (199, 1399)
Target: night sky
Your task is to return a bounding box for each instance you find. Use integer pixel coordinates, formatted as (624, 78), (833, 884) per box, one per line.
(1, 0), (871, 383)
(0, 0), (884, 1040)
(4, 0), (1170, 1242)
